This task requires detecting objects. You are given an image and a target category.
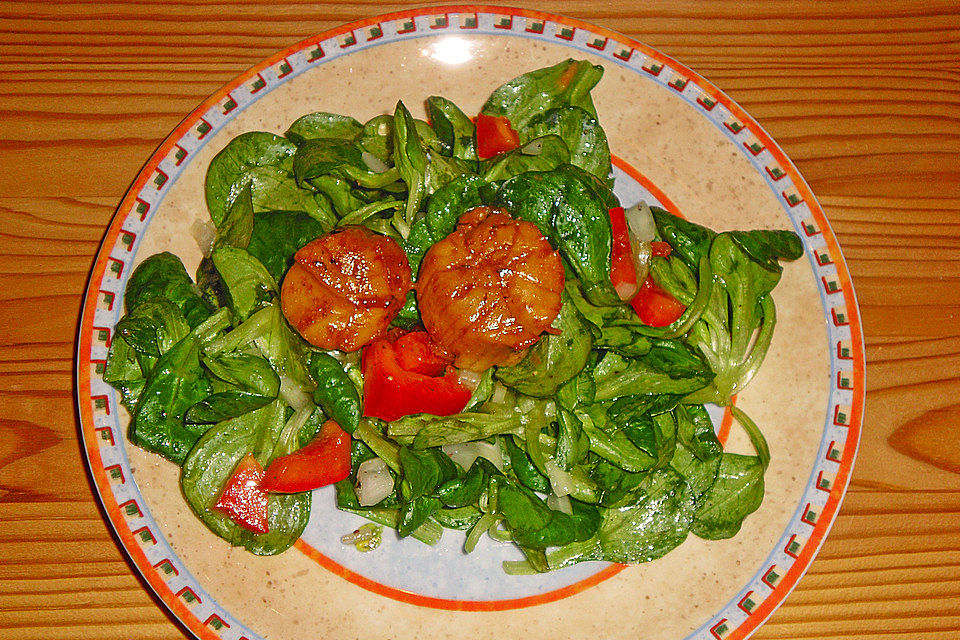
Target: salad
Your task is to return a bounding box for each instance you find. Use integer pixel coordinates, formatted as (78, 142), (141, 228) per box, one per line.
(103, 59), (803, 573)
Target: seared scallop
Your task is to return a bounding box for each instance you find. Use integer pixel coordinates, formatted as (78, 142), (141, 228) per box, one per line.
(281, 226), (411, 352)
(416, 206), (564, 370)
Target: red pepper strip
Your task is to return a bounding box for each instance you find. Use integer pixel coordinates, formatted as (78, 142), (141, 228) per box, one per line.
(362, 332), (472, 422)
(392, 330), (448, 377)
(262, 419), (351, 493)
(475, 113), (520, 159)
(651, 241), (673, 258)
(213, 453), (269, 533)
(608, 206), (640, 301)
(630, 276), (687, 327)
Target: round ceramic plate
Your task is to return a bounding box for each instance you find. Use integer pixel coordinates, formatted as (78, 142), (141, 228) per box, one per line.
(77, 6), (864, 640)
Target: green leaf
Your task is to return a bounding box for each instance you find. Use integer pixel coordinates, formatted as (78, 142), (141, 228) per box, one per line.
(578, 404), (656, 473)
(124, 252), (211, 328)
(215, 182), (255, 249)
(481, 59), (603, 132)
(129, 333), (211, 464)
(285, 112), (364, 144)
(399, 446), (459, 500)
(651, 207), (716, 272)
(437, 458), (496, 508)
(391, 101), (429, 236)
(592, 341), (713, 402)
(357, 114), (394, 163)
(730, 229), (804, 270)
(494, 165), (620, 306)
(503, 435), (550, 493)
(180, 401), (310, 554)
(674, 404), (722, 463)
(210, 246), (278, 320)
(309, 352), (361, 433)
(186, 352), (280, 423)
(205, 132), (333, 228)
(403, 174), (484, 272)
(480, 135), (570, 182)
(497, 479), (600, 550)
(115, 298), (190, 360)
(681, 230), (800, 404)
(293, 138), (365, 184)
(425, 95), (477, 161)
(548, 468), (694, 567)
(245, 210), (328, 281)
(690, 453), (764, 540)
(670, 441), (721, 502)
(521, 106), (611, 180)
(388, 411), (523, 448)
(495, 291), (593, 397)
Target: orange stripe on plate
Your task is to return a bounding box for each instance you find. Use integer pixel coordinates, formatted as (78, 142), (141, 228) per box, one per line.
(612, 155), (684, 219)
(294, 539), (625, 611)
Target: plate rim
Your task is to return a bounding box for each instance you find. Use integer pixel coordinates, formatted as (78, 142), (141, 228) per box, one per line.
(75, 5), (866, 640)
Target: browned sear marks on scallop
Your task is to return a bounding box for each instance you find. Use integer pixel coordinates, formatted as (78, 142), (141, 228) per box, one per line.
(417, 206), (564, 370)
(281, 226), (411, 352)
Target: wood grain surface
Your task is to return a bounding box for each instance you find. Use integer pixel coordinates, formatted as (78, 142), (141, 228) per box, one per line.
(1, 1), (959, 638)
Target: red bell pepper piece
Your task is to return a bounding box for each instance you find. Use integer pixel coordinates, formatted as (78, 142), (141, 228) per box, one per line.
(475, 114), (520, 159)
(651, 241), (673, 257)
(608, 206), (640, 301)
(392, 330), (448, 377)
(362, 331), (472, 422)
(631, 276), (687, 327)
(213, 453), (269, 534)
(632, 239), (685, 325)
(262, 419), (351, 493)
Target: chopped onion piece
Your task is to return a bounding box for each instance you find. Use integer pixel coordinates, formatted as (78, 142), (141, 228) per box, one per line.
(457, 368), (482, 391)
(443, 441), (504, 471)
(517, 396), (536, 414)
(490, 382), (508, 405)
(354, 458), (394, 507)
(615, 279), (640, 301)
(633, 237), (652, 285)
(521, 138), (545, 155)
(278, 404), (315, 449)
(543, 458), (575, 497)
(625, 200), (657, 243)
(190, 219), (217, 257)
(546, 493), (573, 515)
(543, 401), (557, 419)
(361, 150), (390, 174)
(279, 375), (313, 411)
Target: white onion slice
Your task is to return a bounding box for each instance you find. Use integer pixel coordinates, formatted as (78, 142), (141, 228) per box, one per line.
(190, 219), (217, 257)
(543, 458), (575, 497)
(354, 458), (394, 507)
(633, 238), (652, 286)
(278, 375), (313, 411)
(490, 382), (508, 406)
(457, 368), (482, 391)
(442, 441), (504, 471)
(624, 200), (657, 242)
(546, 493), (573, 515)
(361, 150), (390, 174)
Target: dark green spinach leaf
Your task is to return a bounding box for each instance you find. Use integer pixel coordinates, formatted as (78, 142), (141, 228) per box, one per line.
(481, 58), (603, 132)
(494, 165), (620, 306)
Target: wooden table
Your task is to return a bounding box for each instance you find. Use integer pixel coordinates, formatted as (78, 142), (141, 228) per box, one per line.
(2, 1), (958, 638)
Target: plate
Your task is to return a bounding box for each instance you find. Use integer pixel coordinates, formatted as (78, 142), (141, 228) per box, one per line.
(77, 6), (864, 640)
